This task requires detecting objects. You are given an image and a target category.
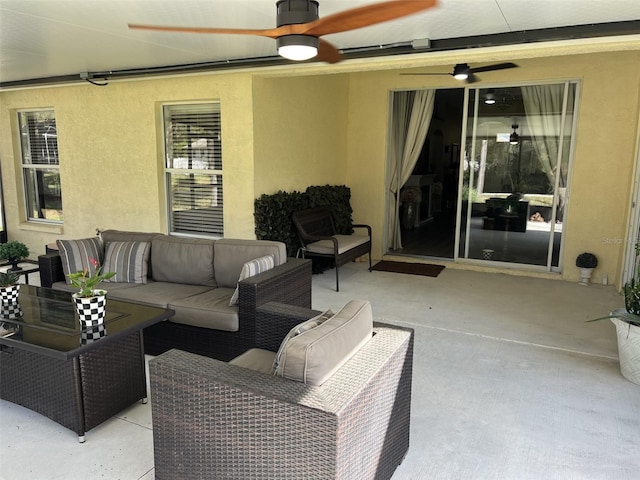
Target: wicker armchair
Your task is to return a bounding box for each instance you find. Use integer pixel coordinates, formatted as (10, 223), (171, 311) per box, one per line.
(150, 303), (414, 480)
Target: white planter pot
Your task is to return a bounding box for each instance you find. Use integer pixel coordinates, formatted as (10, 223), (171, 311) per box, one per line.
(611, 317), (640, 385)
(578, 267), (594, 286)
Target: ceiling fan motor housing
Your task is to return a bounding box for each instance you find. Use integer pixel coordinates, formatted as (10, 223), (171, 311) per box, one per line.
(276, 0), (319, 26)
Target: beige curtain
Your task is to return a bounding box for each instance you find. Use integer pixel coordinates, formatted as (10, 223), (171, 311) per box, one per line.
(387, 89), (436, 250)
(520, 84), (571, 188)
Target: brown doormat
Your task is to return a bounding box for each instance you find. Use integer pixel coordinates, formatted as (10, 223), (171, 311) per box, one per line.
(372, 260), (445, 277)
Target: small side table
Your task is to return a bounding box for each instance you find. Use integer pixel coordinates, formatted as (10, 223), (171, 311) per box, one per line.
(0, 260), (40, 285)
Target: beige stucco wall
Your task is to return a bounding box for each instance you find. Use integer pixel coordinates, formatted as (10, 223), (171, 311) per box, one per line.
(1, 43), (639, 287)
(0, 72), (255, 256)
(344, 50), (640, 285)
(253, 74), (349, 193)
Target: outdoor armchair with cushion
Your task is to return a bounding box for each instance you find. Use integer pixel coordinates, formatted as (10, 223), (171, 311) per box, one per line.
(149, 300), (414, 480)
(293, 207), (372, 291)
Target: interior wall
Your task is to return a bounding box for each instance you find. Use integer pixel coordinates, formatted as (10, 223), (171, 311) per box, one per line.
(252, 74), (350, 194)
(345, 51), (640, 285)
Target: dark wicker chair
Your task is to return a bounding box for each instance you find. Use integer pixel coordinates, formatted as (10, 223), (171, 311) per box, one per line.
(149, 302), (414, 480)
(292, 207), (372, 291)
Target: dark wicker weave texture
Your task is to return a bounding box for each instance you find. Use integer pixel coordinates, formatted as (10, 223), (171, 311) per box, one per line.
(150, 315), (414, 480)
(0, 332), (146, 439)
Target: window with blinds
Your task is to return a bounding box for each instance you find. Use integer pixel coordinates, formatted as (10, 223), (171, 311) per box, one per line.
(163, 103), (223, 236)
(18, 110), (63, 223)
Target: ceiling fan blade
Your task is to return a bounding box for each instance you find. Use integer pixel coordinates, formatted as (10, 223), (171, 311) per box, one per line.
(316, 39), (343, 64)
(128, 23), (284, 39)
(302, 0), (437, 37)
(469, 62), (518, 74)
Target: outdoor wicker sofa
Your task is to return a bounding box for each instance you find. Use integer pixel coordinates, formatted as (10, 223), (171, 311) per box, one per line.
(38, 230), (312, 361)
(150, 300), (414, 480)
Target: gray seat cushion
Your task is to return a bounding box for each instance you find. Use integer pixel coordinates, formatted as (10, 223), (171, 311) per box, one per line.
(107, 282), (212, 308)
(229, 348), (277, 375)
(168, 288), (239, 331)
(51, 280), (142, 294)
(305, 234), (369, 255)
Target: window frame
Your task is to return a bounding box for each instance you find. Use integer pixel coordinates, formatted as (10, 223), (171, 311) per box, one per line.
(17, 108), (63, 224)
(162, 101), (223, 238)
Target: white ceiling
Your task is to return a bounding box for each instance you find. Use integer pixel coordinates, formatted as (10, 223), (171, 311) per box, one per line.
(1, 0), (640, 85)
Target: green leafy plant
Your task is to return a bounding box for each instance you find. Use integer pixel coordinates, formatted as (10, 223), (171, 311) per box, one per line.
(254, 185), (355, 256)
(0, 271), (19, 287)
(576, 252), (598, 268)
(590, 244), (640, 327)
(67, 257), (116, 298)
(0, 241), (29, 265)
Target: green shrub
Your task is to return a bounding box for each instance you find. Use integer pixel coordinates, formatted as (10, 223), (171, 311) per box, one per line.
(254, 185), (354, 256)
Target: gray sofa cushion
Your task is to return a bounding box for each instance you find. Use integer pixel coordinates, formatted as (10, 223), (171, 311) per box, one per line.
(51, 280), (142, 294)
(169, 287), (239, 331)
(214, 239), (287, 288)
(151, 235), (216, 287)
(101, 229), (161, 244)
(275, 299), (373, 386)
(229, 348), (276, 375)
(107, 282), (211, 308)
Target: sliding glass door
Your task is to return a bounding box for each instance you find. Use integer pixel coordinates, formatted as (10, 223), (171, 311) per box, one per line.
(456, 82), (577, 270)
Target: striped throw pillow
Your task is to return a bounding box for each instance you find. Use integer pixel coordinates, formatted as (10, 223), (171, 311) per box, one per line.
(103, 241), (151, 284)
(229, 254), (275, 306)
(57, 237), (104, 284)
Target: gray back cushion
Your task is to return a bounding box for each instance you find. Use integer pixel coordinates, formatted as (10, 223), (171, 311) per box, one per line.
(213, 239), (287, 288)
(151, 235), (216, 287)
(101, 230), (161, 244)
(275, 299), (373, 386)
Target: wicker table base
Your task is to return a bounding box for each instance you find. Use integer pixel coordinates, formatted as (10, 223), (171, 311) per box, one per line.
(1, 332), (146, 442)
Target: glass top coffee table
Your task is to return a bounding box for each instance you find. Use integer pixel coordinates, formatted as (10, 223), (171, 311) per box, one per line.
(0, 285), (174, 442)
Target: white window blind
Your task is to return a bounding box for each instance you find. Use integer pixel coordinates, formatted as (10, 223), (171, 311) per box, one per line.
(163, 103), (223, 236)
(18, 110), (63, 223)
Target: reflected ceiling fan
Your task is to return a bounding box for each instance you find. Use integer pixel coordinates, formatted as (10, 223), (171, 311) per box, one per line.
(129, 0), (437, 64)
(401, 62), (519, 83)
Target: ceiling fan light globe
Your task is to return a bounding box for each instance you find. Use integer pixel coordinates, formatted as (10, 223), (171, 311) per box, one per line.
(454, 72), (468, 80)
(277, 35), (319, 61)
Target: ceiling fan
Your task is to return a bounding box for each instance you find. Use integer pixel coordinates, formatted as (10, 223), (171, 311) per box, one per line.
(401, 62), (519, 83)
(129, 0), (437, 64)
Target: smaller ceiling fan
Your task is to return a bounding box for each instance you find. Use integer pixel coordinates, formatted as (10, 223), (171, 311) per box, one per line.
(129, 0), (438, 64)
(401, 62), (519, 83)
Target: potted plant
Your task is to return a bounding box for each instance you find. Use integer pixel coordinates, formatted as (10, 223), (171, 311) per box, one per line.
(67, 257), (115, 327)
(576, 252), (598, 285)
(590, 244), (640, 385)
(0, 270), (21, 304)
(0, 241), (29, 271)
